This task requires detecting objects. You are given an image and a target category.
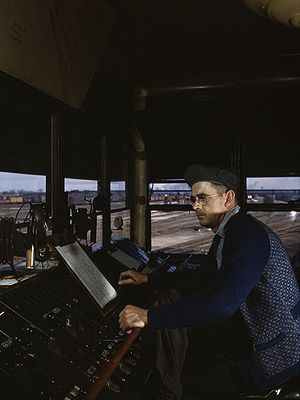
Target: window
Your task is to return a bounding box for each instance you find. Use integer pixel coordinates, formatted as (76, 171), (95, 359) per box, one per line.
(149, 177), (300, 256)
(149, 182), (190, 205)
(110, 181), (129, 241)
(247, 177), (300, 205)
(151, 210), (214, 254)
(246, 176), (300, 258)
(248, 211), (300, 257)
(64, 178), (128, 245)
(111, 181), (126, 210)
(0, 172), (46, 221)
(65, 178), (98, 209)
(149, 181), (213, 253)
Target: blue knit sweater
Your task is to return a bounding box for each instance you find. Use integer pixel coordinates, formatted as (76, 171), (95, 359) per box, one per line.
(147, 211), (300, 389)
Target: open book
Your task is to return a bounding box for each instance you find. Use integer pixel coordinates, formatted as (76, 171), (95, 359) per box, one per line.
(55, 241), (118, 312)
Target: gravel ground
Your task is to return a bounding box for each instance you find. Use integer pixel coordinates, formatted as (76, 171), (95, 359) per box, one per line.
(3, 204), (300, 258)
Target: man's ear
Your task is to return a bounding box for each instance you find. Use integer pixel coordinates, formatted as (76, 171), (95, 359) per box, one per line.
(225, 190), (236, 207)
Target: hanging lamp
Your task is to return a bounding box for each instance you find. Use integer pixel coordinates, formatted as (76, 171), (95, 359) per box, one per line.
(243, 0), (300, 28)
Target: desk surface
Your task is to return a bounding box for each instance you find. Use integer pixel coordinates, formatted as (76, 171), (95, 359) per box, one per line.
(0, 257), (60, 288)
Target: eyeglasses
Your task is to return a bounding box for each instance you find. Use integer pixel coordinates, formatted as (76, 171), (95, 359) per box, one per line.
(190, 193), (223, 206)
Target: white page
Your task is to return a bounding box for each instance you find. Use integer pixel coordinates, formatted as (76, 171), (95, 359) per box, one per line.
(56, 242), (117, 309)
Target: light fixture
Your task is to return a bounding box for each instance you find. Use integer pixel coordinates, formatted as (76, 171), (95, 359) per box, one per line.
(243, 0), (300, 28)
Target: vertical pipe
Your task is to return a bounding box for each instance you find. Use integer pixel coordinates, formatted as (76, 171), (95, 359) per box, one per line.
(131, 125), (148, 249)
(50, 114), (65, 234)
(232, 137), (246, 211)
(239, 141), (247, 211)
(100, 135), (111, 250)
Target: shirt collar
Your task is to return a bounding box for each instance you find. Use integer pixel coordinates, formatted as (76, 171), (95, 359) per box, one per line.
(215, 204), (240, 239)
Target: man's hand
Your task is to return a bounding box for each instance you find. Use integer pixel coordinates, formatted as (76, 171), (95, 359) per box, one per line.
(119, 304), (148, 334)
(118, 270), (148, 286)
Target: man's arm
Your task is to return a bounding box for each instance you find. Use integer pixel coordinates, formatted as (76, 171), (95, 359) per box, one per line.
(147, 218), (270, 330)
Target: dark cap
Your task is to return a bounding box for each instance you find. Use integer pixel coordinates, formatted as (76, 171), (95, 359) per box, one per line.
(184, 164), (240, 194)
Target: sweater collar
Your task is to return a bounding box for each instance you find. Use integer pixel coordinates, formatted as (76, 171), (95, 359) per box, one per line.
(215, 204), (240, 239)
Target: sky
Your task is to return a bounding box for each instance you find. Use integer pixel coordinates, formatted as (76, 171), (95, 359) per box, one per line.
(0, 173), (46, 192)
(247, 177), (300, 190)
(0, 172), (299, 193)
(0, 172), (125, 192)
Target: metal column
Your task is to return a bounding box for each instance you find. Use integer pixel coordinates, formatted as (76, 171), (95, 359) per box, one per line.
(131, 125), (149, 249)
(50, 114), (65, 234)
(100, 135), (111, 250)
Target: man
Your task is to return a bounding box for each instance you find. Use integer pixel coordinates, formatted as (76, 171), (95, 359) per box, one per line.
(118, 164), (300, 400)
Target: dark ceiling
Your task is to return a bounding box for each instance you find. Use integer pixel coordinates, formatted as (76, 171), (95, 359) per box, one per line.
(2, 0), (300, 180)
(89, 0), (300, 99)
(97, 0), (300, 179)
(3, 0), (300, 114)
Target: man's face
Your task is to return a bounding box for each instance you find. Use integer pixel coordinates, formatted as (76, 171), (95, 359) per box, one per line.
(191, 181), (229, 232)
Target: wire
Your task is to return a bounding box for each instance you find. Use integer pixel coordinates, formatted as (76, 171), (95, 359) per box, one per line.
(14, 201), (30, 224)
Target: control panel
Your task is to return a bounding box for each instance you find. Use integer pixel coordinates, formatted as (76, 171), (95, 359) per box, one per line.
(0, 258), (156, 400)
(0, 237), (200, 399)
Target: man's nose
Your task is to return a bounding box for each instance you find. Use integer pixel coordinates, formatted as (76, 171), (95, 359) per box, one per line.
(192, 202), (202, 210)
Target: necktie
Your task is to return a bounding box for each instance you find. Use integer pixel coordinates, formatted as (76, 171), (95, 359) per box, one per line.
(207, 234), (221, 270)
